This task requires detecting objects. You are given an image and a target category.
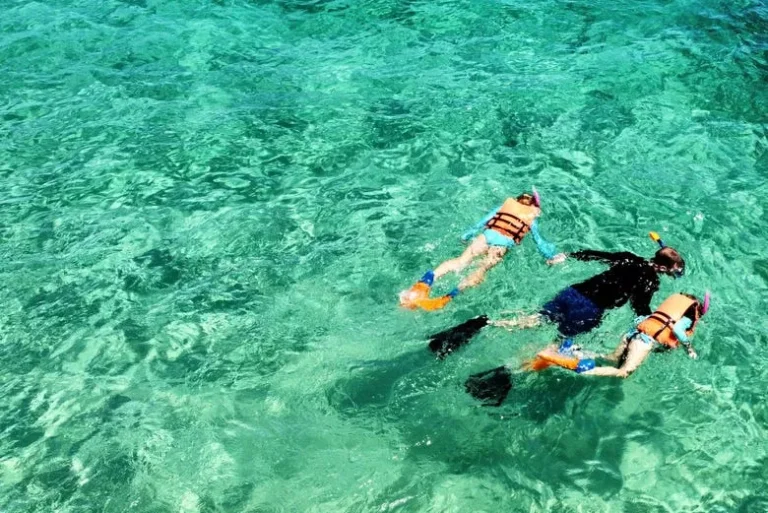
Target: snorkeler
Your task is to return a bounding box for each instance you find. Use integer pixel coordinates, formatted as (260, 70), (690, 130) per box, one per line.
(399, 189), (559, 311)
(493, 242), (686, 336)
(529, 292), (709, 378)
(429, 232), (686, 358)
(445, 233), (689, 405)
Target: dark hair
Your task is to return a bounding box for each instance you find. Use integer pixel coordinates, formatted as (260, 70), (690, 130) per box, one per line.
(681, 293), (703, 318)
(516, 193), (536, 206)
(652, 247), (685, 271)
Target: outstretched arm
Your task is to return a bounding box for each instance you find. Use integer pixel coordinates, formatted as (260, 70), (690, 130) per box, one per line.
(530, 220), (558, 260)
(461, 205), (501, 241)
(629, 282), (657, 317)
(546, 249), (639, 266)
(570, 250), (638, 263)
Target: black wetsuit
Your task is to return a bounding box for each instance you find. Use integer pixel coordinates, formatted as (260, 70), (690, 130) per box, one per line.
(540, 250), (660, 336)
(569, 250), (659, 316)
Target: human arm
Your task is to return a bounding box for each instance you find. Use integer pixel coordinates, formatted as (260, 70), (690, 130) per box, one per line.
(529, 219), (558, 259)
(672, 317), (697, 359)
(570, 250), (639, 263)
(461, 205), (500, 241)
(629, 278), (658, 317)
(546, 249), (638, 266)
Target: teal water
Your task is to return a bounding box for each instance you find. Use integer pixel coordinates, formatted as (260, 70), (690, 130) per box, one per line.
(1, 0), (767, 511)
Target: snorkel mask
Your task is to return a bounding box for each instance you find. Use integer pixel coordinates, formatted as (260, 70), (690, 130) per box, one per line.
(702, 291), (711, 315)
(532, 186), (541, 208)
(649, 231), (684, 279)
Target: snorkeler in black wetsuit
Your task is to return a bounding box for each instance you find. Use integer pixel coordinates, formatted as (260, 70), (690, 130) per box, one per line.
(428, 244), (687, 406)
(491, 247), (685, 336)
(428, 245), (686, 358)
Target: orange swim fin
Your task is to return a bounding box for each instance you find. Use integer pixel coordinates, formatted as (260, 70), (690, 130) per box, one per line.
(412, 294), (454, 311)
(399, 281), (431, 309)
(530, 346), (580, 371)
(523, 356), (554, 372)
(399, 284), (458, 311)
(399, 270), (458, 311)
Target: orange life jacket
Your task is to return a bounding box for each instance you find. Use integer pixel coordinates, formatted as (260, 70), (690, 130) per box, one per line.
(485, 198), (540, 244)
(636, 294), (701, 348)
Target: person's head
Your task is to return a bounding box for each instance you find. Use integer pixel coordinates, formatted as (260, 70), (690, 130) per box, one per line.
(651, 247), (685, 278)
(516, 193), (537, 207)
(681, 293), (705, 319)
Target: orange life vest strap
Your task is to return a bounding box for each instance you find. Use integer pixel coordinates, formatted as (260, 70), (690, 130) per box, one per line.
(486, 212), (528, 240)
(646, 311), (675, 342)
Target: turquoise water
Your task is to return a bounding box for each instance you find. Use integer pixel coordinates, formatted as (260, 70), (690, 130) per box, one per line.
(1, 0), (767, 511)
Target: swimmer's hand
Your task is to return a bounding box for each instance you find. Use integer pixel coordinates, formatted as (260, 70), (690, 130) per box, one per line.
(682, 341), (697, 359)
(546, 253), (567, 265)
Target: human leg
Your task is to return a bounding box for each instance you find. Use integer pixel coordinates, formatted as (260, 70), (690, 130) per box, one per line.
(433, 234), (489, 280)
(581, 337), (652, 378)
(459, 246), (507, 290)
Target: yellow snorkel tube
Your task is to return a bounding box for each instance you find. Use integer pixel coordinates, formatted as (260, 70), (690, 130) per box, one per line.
(649, 231), (666, 248)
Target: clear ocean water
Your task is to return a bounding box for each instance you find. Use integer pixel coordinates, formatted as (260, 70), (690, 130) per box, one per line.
(1, 0), (767, 511)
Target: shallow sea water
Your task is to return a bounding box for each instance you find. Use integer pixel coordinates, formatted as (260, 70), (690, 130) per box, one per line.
(1, 0), (768, 512)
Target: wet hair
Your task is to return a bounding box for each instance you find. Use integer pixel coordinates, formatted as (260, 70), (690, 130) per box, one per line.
(516, 193), (536, 206)
(681, 293), (704, 319)
(681, 293), (700, 302)
(652, 247), (685, 272)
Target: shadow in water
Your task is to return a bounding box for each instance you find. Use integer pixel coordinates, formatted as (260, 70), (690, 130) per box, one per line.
(327, 349), (435, 416)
